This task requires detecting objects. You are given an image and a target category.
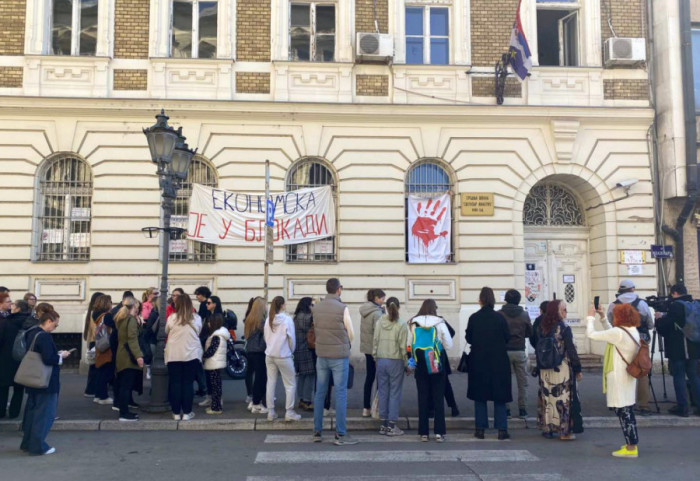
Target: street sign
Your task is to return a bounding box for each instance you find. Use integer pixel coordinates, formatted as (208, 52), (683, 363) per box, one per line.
(650, 245), (673, 259)
(266, 199), (275, 228)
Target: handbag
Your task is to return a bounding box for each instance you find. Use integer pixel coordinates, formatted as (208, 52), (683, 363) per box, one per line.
(94, 314), (110, 353)
(85, 347), (96, 365)
(615, 327), (652, 379)
(457, 351), (470, 373)
(14, 331), (53, 389)
(306, 325), (316, 350)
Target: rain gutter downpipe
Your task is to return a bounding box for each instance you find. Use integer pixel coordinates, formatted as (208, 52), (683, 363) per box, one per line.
(662, 0), (699, 286)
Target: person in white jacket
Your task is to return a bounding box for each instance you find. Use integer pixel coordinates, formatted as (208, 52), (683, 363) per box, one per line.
(587, 303), (641, 459)
(264, 296), (301, 422)
(202, 313), (231, 415)
(407, 299), (453, 442)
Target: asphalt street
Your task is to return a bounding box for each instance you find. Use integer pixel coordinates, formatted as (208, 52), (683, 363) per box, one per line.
(1, 427), (698, 481)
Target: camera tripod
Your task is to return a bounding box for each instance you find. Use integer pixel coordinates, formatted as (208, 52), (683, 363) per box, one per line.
(648, 327), (671, 413)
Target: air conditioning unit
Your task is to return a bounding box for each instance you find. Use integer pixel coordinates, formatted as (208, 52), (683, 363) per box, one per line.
(356, 33), (394, 63)
(604, 37), (646, 67)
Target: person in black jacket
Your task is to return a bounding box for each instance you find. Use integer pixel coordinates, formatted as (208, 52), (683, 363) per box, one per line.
(655, 283), (700, 417)
(0, 300), (33, 418)
(499, 289), (533, 419)
(466, 287), (512, 440)
(20, 309), (72, 455)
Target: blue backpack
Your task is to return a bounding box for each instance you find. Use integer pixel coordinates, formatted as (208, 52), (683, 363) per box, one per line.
(411, 321), (444, 375)
(679, 300), (700, 343)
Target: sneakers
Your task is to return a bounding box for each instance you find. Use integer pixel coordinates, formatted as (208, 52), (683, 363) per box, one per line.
(612, 445), (638, 458)
(181, 412), (195, 421)
(333, 434), (359, 446)
(247, 401), (254, 411)
(267, 411), (278, 422)
(198, 396), (212, 407)
(474, 429), (485, 440)
(312, 431), (322, 443)
(519, 409), (528, 418)
(251, 405), (269, 414)
(94, 397), (113, 405)
(205, 408), (223, 415)
(83, 393), (95, 399)
(43, 447), (56, 455)
(498, 430), (511, 441)
(420, 435), (429, 442)
(386, 425), (404, 437)
(379, 425), (388, 435)
(172, 414), (181, 421)
(324, 408), (335, 416)
(668, 405), (690, 417)
(119, 413), (139, 422)
(435, 434), (445, 443)
(245, 395), (253, 404)
(362, 408), (371, 418)
(111, 406), (120, 412)
(285, 411), (302, 422)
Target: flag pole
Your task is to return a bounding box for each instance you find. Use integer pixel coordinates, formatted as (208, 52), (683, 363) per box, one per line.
(264, 159), (272, 301)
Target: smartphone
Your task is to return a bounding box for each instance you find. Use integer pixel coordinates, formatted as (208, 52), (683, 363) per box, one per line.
(594, 296), (600, 310)
(68, 348), (77, 353)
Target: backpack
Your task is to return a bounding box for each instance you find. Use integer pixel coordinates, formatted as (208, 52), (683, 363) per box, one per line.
(12, 328), (28, 362)
(95, 314), (111, 353)
(678, 300), (700, 343)
(614, 298), (649, 335)
(410, 321), (443, 375)
(616, 327), (652, 379)
(536, 323), (565, 370)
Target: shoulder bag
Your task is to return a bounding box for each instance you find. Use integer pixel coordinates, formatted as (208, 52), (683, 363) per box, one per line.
(14, 331), (53, 389)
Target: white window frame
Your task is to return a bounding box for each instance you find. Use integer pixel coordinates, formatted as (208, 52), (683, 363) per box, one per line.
(288, 1), (336, 62)
(404, 5), (450, 65)
(170, 0), (219, 58)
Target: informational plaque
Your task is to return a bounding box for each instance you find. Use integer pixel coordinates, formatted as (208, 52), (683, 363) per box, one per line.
(460, 193), (494, 216)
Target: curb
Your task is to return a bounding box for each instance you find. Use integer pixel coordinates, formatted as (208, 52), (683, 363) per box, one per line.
(1, 415), (698, 432)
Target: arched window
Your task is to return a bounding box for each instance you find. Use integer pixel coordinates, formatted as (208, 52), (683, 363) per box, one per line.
(405, 160), (454, 263)
(523, 183), (585, 226)
(35, 153), (93, 261)
(171, 156), (218, 262)
(285, 158), (337, 262)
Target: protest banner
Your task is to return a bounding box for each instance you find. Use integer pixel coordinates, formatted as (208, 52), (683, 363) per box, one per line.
(407, 193), (451, 263)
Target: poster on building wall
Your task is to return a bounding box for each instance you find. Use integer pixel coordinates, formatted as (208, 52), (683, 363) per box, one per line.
(407, 193), (451, 263)
(186, 184), (335, 246)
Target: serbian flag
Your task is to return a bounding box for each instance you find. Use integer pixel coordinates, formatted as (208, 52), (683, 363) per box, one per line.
(508, 0), (532, 81)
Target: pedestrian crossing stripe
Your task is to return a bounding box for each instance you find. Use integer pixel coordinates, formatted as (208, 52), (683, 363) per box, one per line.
(264, 434), (499, 443)
(246, 475), (564, 481)
(254, 450), (540, 464)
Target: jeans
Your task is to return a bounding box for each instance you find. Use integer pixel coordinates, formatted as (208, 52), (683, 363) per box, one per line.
(670, 359), (700, 410)
(21, 391), (58, 455)
(376, 358), (404, 422)
(116, 368), (138, 416)
(614, 405), (638, 445)
(266, 356), (297, 414)
(507, 350), (528, 410)
(195, 361), (207, 395)
(0, 383), (24, 419)
(475, 401), (508, 430)
(95, 362), (113, 400)
(364, 354), (376, 410)
(314, 357), (349, 435)
(167, 359), (199, 415)
(415, 360), (446, 436)
(248, 352), (267, 405)
(297, 373), (315, 403)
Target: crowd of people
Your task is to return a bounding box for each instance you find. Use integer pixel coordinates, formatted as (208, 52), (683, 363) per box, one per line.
(1, 277), (700, 457)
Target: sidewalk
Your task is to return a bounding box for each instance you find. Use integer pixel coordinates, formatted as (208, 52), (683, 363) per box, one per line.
(1, 368), (696, 432)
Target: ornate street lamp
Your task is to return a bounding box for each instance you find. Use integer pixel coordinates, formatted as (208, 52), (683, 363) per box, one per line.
(141, 110), (196, 413)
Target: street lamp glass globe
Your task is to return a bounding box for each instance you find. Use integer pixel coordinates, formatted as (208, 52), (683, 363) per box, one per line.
(171, 146), (194, 180)
(143, 110), (178, 164)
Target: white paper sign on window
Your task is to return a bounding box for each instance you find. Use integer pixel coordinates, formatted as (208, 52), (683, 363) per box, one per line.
(42, 229), (63, 244)
(70, 232), (90, 247)
(71, 207), (91, 219)
(170, 240), (188, 253)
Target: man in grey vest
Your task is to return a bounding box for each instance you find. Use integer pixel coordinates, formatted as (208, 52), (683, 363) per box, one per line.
(311, 278), (358, 445)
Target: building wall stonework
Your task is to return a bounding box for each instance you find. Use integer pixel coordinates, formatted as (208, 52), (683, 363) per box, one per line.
(470, 0), (518, 66)
(113, 69), (148, 90)
(472, 77), (521, 98)
(237, 0), (271, 61)
(0, 0), (25, 55)
(236, 72), (271, 93)
(0, 67), (23, 88)
(600, 0), (646, 44)
(114, 0), (150, 59)
(355, 0), (389, 34)
(603, 79), (649, 100)
(356, 74), (389, 96)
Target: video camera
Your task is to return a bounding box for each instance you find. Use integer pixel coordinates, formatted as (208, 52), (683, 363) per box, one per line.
(645, 295), (673, 313)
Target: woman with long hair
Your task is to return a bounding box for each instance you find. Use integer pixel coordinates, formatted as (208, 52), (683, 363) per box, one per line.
(243, 296), (258, 404)
(466, 287), (512, 440)
(92, 295), (114, 405)
(264, 296), (301, 421)
(114, 297), (143, 422)
(293, 297), (315, 411)
(373, 297), (408, 436)
(245, 297), (268, 413)
(141, 288), (158, 321)
(408, 299), (453, 442)
(82, 291), (104, 398)
(588, 303), (642, 457)
(360, 288), (386, 417)
(164, 293), (202, 421)
(531, 299), (582, 440)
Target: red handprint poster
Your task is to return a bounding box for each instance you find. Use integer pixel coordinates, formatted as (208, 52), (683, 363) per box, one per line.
(408, 193), (451, 263)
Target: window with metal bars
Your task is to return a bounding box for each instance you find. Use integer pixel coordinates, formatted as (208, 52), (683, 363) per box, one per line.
(405, 160), (454, 263)
(170, 156), (218, 262)
(285, 158), (337, 262)
(35, 154), (93, 262)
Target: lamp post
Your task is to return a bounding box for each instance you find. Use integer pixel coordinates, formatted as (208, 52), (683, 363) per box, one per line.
(142, 110), (196, 412)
